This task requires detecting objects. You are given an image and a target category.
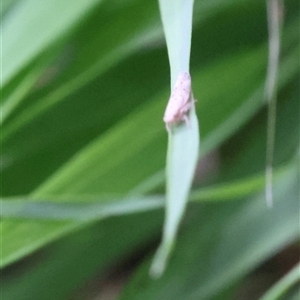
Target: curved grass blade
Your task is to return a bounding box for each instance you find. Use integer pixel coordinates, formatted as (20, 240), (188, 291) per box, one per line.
(0, 163), (291, 222)
(265, 0), (283, 207)
(2, 0), (104, 86)
(1, 196), (164, 221)
(259, 262), (300, 300)
(150, 0), (199, 278)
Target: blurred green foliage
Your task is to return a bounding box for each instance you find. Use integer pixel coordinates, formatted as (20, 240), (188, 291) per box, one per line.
(1, 0), (299, 299)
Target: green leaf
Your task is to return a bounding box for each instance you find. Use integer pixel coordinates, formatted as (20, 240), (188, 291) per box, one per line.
(1, 196), (164, 221)
(150, 0), (199, 277)
(259, 262), (300, 300)
(1, 4), (299, 293)
(0, 164), (289, 222)
(1, 210), (163, 300)
(2, 0), (104, 86)
(158, 0), (194, 83)
(150, 106), (199, 276)
(265, 0), (283, 207)
(2, 42), (298, 268)
(117, 159), (300, 300)
(1, 0), (161, 139)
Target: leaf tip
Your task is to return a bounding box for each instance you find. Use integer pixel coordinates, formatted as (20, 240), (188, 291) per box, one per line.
(149, 241), (173, 279)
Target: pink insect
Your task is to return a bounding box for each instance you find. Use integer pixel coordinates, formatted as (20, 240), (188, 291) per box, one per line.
(163, 72), (193, 132)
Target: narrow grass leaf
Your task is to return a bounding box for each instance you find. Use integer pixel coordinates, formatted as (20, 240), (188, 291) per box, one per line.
(158, 0), (194, 83)
(150, 0), (199, 277)
(0, 163), (291, 224)
(1, 196), (164, 221)
(2, 0), (103, 86)
(259, 262), (300, 300)
(265, 0), (283, 207)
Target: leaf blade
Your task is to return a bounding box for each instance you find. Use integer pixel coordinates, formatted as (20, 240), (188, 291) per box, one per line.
(150, 0), (199, 277)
